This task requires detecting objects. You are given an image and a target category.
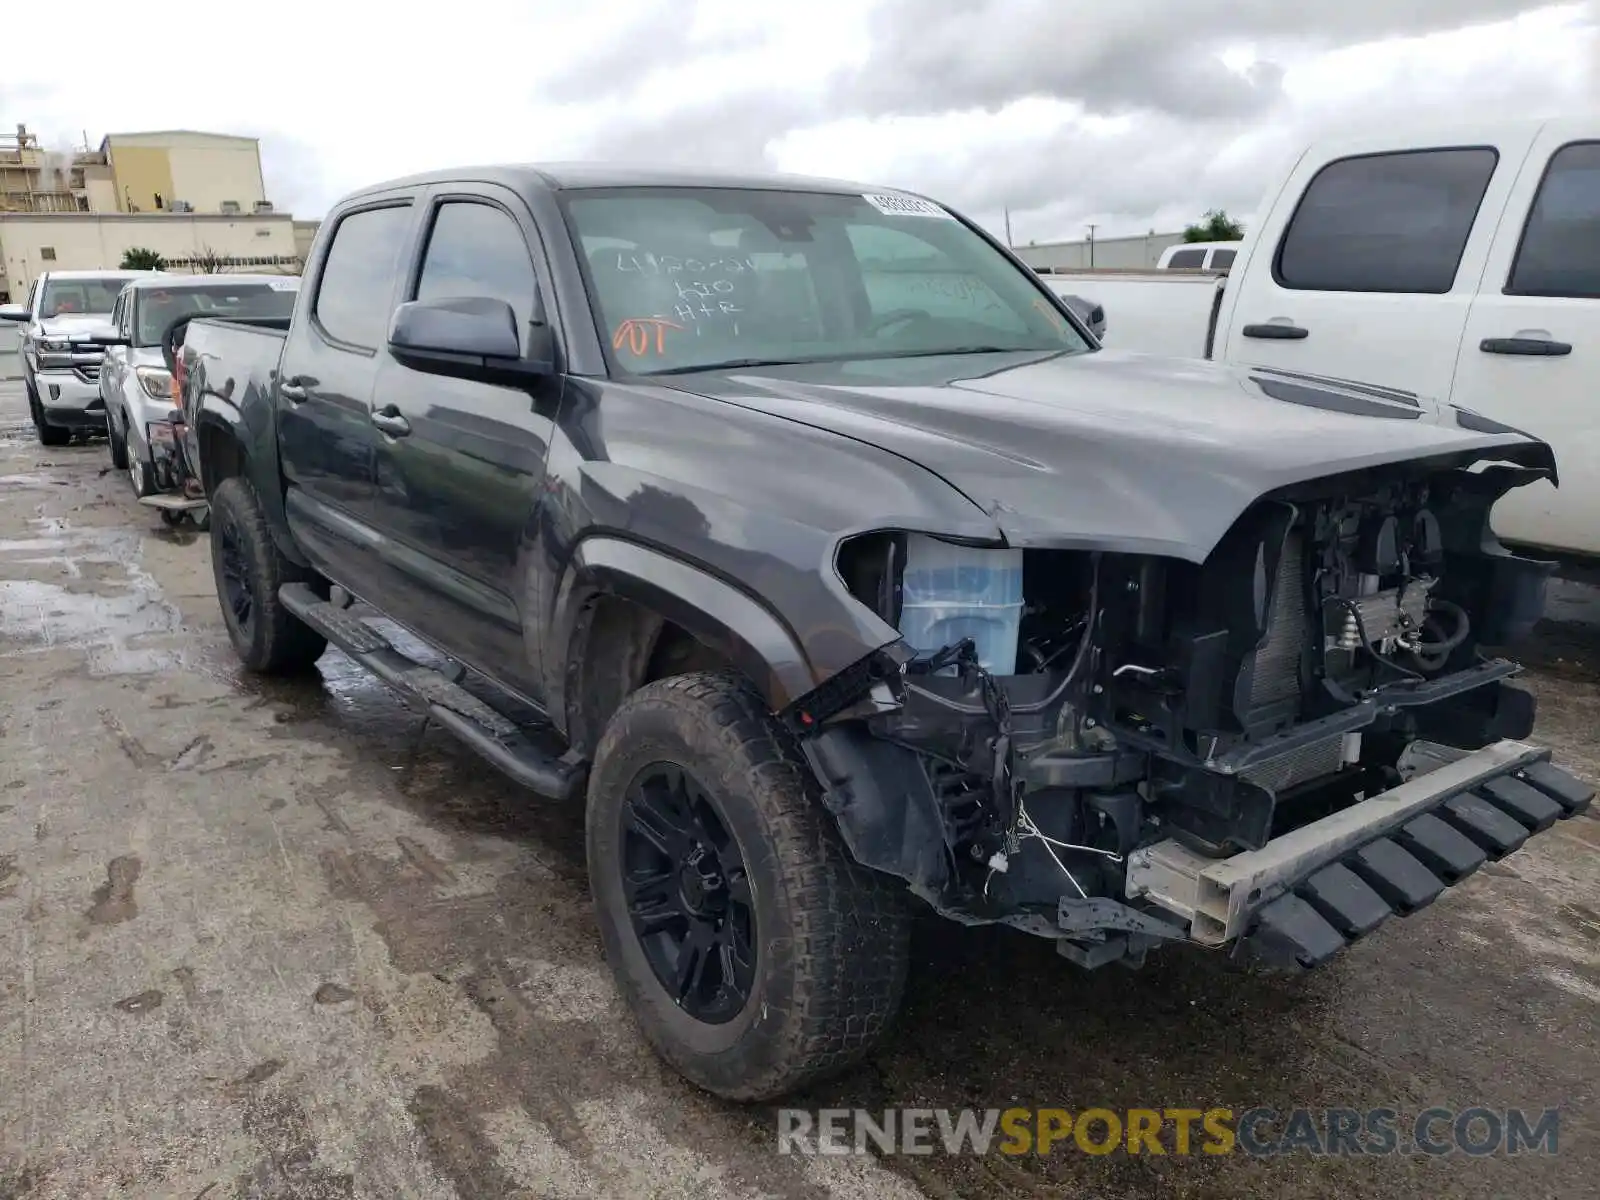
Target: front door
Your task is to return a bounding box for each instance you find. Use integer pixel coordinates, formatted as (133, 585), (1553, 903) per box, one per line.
(365, 189), (562, 700)
(1453, 122), (1600, 558)
(1217, 125), (1537, 399)
(277, 199), (417, 600)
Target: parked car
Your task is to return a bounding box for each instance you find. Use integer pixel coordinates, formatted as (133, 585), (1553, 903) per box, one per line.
(180, 164), (1590, 1101)
(1056, 292), (1105, 339)
(1156, 240), (1240, 271)
(0, 269), (157, 445)
(100, 274), (299, 511)
(1043, 116), (1600, 563)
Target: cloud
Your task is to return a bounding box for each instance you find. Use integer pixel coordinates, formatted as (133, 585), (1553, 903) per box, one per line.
(831, 0), (1570, 121)
(2, 0), (1594, 248)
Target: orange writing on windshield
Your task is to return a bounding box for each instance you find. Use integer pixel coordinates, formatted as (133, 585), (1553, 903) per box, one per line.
(612, 317), (685, 357)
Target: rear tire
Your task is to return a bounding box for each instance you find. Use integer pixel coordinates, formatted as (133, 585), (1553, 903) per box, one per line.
(209, 476), (326, 674)
(587, 671), (911, 1100)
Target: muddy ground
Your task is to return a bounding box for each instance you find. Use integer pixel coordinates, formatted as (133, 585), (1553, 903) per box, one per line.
(0, 376), (1596, 1199)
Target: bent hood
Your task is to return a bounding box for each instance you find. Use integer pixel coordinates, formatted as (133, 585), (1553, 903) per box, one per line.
(36, 314), (117, 342)
(668, 349), (1555, 562)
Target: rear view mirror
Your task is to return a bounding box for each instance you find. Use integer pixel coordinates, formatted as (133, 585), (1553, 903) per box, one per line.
(0, 303), (28, 322)
(388, 296), (555, 384)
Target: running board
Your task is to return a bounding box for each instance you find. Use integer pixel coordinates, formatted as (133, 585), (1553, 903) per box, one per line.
(1126, 738), (1593, 968)
(138, 494), (208, 512)
(279, 582), (587, 802)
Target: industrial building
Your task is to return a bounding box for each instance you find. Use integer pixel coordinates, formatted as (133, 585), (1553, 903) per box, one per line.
(1012, 229), (1187, 271)
(0, 125), (305, 301)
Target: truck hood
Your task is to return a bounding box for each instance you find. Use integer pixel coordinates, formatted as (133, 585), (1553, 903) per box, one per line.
(668, 349), (1555, 562)
(35, 314), (117, 341)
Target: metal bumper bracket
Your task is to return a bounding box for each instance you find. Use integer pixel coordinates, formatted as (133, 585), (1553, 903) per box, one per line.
(1125, 739), (1594, 968)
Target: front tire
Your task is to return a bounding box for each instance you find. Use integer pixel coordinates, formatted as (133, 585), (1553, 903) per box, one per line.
(107, 409), (129, 470)
(28, 383), (69, 448)
(126, 438), (155, 499)
(587, 671), (911, 1100)
(208, 477), (326, 674)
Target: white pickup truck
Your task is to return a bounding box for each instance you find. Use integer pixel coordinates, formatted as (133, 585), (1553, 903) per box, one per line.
(1042, 117), (1600, 561)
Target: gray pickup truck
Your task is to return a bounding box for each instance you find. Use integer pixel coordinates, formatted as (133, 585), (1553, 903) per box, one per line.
(179, 164), (1591, 1101)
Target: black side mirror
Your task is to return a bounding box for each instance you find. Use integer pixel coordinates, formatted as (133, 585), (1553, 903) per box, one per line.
(388, 296), (555, 384)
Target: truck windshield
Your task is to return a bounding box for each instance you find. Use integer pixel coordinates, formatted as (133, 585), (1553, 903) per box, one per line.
(134, 282), (298, 347)
(39, 278), (133, 317)
(561, 187), (1090, 375)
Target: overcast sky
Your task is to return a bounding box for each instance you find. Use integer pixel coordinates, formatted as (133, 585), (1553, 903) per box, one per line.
(5, 0), (1596, 243)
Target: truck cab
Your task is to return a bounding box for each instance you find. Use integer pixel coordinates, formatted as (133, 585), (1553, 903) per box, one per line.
(1158, 241), (1240, 271)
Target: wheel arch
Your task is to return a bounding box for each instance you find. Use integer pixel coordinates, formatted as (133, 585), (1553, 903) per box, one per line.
(193, 397), (311, 569)
(548, 536), (815, 756)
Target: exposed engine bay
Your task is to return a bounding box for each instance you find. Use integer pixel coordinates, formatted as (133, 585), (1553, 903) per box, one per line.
(797, 453), (1588, 969)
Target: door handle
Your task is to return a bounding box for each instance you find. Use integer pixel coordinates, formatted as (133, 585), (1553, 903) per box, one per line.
(371, 406), (411, 437)
(1242, 323), (1309, 340)
(1480, 336), (1572, 357)
(279, 376), (307, 402)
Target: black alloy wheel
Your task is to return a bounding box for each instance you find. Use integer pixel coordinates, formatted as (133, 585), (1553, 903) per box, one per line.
(216, 507), (254, 634)
(621, 762), (757, 1024)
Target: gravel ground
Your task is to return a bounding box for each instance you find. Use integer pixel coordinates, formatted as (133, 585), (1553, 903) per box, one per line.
(0, 376), (1596, 1199)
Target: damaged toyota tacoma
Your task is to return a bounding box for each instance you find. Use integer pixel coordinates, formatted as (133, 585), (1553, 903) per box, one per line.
(180, 165), (1594, 1101)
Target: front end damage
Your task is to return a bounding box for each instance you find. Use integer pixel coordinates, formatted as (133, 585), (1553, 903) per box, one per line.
(789, 449), (1594, 969)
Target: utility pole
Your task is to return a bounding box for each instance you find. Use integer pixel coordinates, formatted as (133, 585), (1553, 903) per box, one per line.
(1003, 206), (1013, 247)
(1086, 223), (1098, 268)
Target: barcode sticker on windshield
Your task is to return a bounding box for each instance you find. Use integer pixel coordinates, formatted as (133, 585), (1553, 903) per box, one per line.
(862, 192), (953, 219)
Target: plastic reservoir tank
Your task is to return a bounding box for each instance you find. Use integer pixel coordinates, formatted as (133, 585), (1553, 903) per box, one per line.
(897, 534), (1024, 675)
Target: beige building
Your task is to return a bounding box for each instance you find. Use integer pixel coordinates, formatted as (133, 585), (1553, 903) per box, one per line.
(103, 130), (268, 216)
(1013, 230), (1187, 272)
(0, 123), (301, 301)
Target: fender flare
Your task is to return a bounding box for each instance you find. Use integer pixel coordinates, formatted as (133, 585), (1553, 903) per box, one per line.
(546, 535), (815, 735)
(190, 367), (309, 568)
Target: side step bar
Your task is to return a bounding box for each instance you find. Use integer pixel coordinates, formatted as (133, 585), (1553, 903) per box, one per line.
(279, 583), (587, 802)
(1127, 739), (1593, 968)
(138, 494), (208, 513)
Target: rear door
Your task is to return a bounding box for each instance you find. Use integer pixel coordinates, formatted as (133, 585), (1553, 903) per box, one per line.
(277, 197), (418, 596)
(362, 186), (563, 699)
(1453, 120), (1600, 557)
(1218, 125), (1539, 398)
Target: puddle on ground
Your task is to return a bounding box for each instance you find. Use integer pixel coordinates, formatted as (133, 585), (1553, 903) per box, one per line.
(0, 517), (184, 674)
(0, 473), (64, 489)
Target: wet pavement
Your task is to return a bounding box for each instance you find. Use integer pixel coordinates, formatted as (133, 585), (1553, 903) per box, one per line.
(0, 375), (1596, 1199)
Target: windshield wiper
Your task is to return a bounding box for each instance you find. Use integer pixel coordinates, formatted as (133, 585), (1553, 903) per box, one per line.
(644, 357), (819, 376)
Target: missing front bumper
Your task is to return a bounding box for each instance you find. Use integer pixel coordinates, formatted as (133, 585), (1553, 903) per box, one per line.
(1125, 739), (1593, 968)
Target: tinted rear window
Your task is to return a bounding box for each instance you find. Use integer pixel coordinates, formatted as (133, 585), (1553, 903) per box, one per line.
(1508, 141), (1600, 298)
(1276, 147), (1498, 293)
(1165, 249), (1206, 269)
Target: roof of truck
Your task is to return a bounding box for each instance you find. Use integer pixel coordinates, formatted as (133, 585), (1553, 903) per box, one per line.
(121, 273), (300, 292)
(38, 270), (157, 281)
(342, 163), (901, 202)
